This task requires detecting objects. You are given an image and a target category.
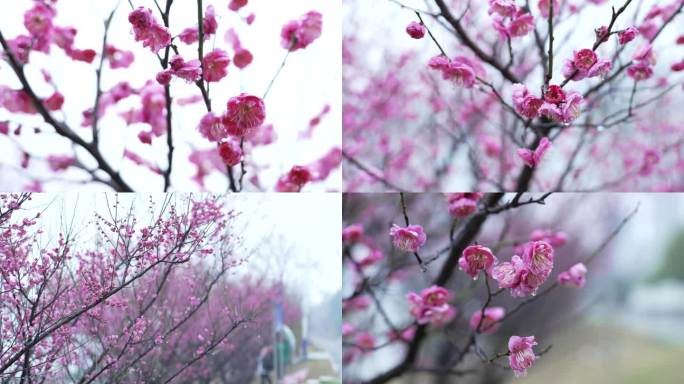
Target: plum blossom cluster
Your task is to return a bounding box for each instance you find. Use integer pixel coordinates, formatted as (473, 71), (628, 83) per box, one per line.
(512, 83), (584, 124)
(489, 240), (555, 297)
(562, 48), (612, 81)
(488, 0), (535, 38)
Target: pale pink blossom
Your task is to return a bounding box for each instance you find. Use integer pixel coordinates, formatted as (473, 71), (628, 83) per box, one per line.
(558, 262), (587, 288)
(459, 245), (497, 279)
(488, 0), (517, 17)
(447, 193), (482, 217)
(389, 224), (426, 252)
(198, 112), (227, 142)
(508, 335), (538, 377)
(538, 0), (560, 18)
(355, 332), (375, 350)
(47, 155), (74, 172)
(469, 307), (505, 333)
(105, 44), (134, 69)
(342, 224), (364, 244)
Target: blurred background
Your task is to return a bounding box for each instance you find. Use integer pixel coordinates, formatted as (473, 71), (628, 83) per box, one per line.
(342, 193), (684, 383)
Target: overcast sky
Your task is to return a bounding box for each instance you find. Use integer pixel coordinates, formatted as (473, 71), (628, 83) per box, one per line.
(0, 0), (341, 192)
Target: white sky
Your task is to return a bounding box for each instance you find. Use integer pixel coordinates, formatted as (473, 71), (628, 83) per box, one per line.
(0, 0), (341, 192)
(14, 192), (342, 307)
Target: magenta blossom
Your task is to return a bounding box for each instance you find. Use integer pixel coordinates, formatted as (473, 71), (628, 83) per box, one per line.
(522, 240), (554, 276)
(223, 94), (266, 137)
(203, 49), (231, 82)
(128, 7), (171, 53)
(618, 26), (639, 45)
(218, 139), (242, 166)
(508, 335), (538, 377)
(518, 137), (551, 168)
(389, 224), (427, 252)
(459, 245), (497, 279)
(469, 307), (505, 334)
(405, 21), (425, 39)
(343, 224), (364, 244)
(558, 262), (587, 288)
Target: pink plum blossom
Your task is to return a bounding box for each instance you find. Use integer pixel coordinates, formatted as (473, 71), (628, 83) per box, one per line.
(222, 94), (266, 137)
(518, 137), (551, 168)
(218, 139), (243, 166)
(203, 49), (231, 82)
(405, 21), (425, 39)
(389, 224), (427, 252)
(459, 245), (497, 279)
(618, 27), (639, 45)
(343, 224), (364, 244)
(198, 112), (228, 142)
(469, 307), (505, 333)
(128, 7), (171, 53)
(47, 154), (75, 172)
(281, 11), (323, 51)
(447, 193), (483, 217)
(558, 262), (588, 288)
(508, 335), (538, 377)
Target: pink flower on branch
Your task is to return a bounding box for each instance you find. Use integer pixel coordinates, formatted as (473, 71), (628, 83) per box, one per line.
(470, 306), (506, 334)
(508, 335), (538, 377)
(407, 285), (456, 326)
(389, 224), (427, 252)
(558, 262), (588, 288)
(518, 137), (551, 168)
(405, 21), (425, 39)
(128, 7), (171, 53)
(281, 11), (323, 51)
(222, 94), (266, 137)
(459, 244), (497, 279)
(203, 49), (231, 82)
